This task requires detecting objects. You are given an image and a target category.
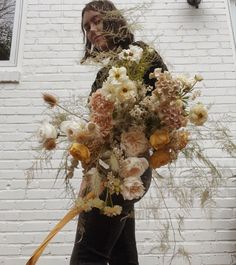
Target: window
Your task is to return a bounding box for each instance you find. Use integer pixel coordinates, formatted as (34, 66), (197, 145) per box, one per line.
(0, 0), (23, 67)
(229, 0), (236, 47)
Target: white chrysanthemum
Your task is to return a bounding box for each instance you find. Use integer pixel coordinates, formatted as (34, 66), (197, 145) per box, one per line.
(60, 120), (86, 141)
(189, 103), (208, 126)
(116, 80), (137, 102)
(102, 79), (137, 103)
(107, 66), (129, 85)
(102, 81), (118, 101)
(118, 45), (143, 63)
(37, 121), (57, 143)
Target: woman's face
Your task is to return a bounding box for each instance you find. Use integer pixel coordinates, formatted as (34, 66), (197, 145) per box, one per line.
(83, 10), (111, 51)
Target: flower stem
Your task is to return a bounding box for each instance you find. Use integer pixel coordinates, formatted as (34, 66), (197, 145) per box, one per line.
(57, 103), (89, 122)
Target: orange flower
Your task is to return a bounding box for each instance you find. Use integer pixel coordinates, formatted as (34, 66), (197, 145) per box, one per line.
(69, 143), (90, 163)
(149, 149), (172, 169)
(149, 130), (170, 150)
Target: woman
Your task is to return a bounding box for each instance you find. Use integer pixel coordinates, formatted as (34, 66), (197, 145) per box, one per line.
(70, 1), (167, 265)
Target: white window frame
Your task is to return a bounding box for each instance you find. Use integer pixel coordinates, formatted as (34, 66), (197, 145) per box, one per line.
(0, 0), (23, 67)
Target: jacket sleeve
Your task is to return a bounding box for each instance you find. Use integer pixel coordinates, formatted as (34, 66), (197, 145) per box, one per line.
(89, 66), (110, 96)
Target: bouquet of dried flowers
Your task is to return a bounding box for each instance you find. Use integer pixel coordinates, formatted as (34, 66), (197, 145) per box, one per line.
(37, 44), (207, 217)
(26, 44), (236, 265)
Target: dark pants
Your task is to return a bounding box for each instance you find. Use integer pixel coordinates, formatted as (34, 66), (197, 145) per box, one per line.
(70, 168), (152, 265)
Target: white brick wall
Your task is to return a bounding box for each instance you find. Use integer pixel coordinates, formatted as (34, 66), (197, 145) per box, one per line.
(0, 0), (236, 264)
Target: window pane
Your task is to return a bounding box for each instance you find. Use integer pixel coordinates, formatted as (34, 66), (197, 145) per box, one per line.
(0, 0), (16, 61)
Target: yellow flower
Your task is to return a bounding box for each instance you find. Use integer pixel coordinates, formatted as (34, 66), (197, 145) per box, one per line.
(75, 198), (92, 212)
(90, 198), (104, 209)
(69, 143), (90, 163)
(149, 149), (172, 169)
(149, 130), (170, 150)
(103, 205), (122, 217)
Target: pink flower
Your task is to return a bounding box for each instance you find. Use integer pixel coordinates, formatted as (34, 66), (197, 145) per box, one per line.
(120, 157), (149, 178)
(121, 127), (149, 157)
(90, 89), (114, 115)
(158, 103), (187, 130)
(91, 114), (113, 137)
(121, 176), (145, 200)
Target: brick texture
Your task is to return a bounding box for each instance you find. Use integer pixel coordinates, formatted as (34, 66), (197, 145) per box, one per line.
(0, 0), (236, 265)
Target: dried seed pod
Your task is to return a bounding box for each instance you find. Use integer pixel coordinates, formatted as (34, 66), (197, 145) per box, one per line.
(42, 93), (58, 107)
(43, 138), (56, 150)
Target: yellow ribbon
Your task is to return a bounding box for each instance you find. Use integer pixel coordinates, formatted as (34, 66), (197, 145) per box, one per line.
(26, 206), (81, 265)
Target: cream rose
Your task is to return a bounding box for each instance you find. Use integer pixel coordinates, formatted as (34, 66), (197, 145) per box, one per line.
(121, 176), (145, 200)
(37, 121), (57, 143)
(189, 103), (208, 126)
(120, 157), (149, 178)
(60, 120), (85, 141)
(121, 128), (149, 157)
(76, 198), (92, 212)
